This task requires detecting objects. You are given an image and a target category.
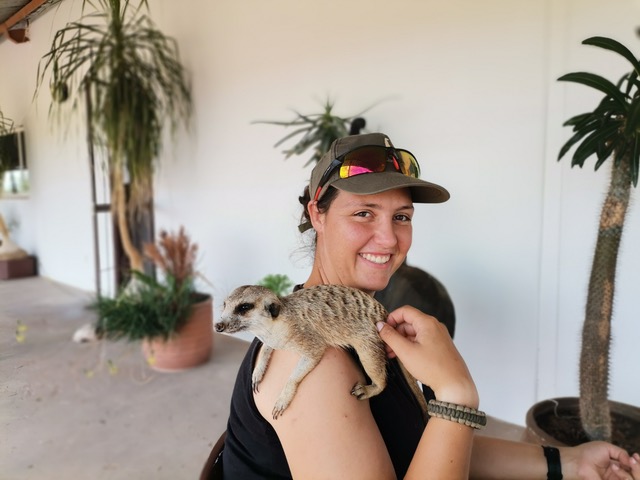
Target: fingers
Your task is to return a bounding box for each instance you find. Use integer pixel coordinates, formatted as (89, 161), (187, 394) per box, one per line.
(606, 450), (640, 480)
(387, 305), (449, 339)
(611, 463), (638, 480)
(376, 321), (411, 357)
(631, 453), (640, 479)
(387, 305), (427, 328)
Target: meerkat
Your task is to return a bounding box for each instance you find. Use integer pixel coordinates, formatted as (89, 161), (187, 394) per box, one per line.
(215, 284), (428, 420)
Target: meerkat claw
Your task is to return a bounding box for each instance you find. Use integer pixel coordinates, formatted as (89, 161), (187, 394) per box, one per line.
(351, 383), (366, 399)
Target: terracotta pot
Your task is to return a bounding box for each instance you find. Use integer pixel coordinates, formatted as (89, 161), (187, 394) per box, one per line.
(524, 397), (640, 452)
(142, 295), (214, 372)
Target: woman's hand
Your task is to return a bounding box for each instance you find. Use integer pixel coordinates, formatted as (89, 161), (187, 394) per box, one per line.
(376, 305), (478, 407)
(562, 442), (640, 479)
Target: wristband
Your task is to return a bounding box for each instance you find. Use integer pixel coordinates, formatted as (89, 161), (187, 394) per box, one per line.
(426, 399), (487, 429)
(542, 445), (563, 480)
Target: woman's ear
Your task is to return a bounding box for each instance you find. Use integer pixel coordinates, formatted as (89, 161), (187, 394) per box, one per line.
(308, 201), (324, 233)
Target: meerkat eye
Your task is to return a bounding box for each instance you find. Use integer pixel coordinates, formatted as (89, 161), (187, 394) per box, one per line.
(235, 303), (254, 315)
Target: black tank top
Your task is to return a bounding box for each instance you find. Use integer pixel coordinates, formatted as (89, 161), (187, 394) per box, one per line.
(222, 338), (434, 479)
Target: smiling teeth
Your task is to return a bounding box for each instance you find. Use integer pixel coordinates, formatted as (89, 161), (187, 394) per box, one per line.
(361, 253), (391, 264)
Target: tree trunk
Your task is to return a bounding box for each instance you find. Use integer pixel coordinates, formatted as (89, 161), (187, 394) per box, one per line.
(112, 164), (144, 275)
(580, 157), (632, 442)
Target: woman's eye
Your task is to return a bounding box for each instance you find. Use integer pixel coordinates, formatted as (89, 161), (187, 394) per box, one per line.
(395, 214), (412, 222)
(354, 211), (371, 217)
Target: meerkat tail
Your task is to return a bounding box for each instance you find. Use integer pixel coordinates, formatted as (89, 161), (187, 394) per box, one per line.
(398, 361), (429, 423)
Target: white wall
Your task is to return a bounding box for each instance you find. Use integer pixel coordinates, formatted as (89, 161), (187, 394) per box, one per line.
(1, 0), (639, 426)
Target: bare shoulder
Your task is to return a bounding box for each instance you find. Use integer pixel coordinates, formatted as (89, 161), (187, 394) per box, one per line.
(254, 346), (395, 479)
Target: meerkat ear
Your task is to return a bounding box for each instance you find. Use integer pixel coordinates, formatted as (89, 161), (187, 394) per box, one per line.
(267, 302), (281, 318)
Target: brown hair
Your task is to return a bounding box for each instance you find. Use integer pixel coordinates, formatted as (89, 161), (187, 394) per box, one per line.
(298, 185), (339, 240)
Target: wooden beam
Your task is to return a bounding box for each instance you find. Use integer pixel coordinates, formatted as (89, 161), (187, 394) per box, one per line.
(0, 0), (48, 40)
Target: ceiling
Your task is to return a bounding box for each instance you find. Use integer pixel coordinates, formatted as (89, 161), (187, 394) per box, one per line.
(0, 0), (64, 43)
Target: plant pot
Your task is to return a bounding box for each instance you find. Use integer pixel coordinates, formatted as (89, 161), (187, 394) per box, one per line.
(524, 397), (640, 452)
(142, 295), (214, 372)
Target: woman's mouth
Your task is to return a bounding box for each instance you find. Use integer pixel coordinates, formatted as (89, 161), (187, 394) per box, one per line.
(360, 253), (391, 265)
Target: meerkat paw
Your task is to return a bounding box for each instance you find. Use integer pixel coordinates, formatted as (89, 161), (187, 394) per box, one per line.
(272, 399), (290, 420)
(252, 346), (273, 393)
(251, 374), (262, 393)
(351, 383), (380, 400)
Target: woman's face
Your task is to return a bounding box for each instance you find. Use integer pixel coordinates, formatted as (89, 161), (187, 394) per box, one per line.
(311, 188), (414, 294)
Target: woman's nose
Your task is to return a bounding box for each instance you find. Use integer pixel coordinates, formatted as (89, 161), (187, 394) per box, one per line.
(374, 221), (398, 248)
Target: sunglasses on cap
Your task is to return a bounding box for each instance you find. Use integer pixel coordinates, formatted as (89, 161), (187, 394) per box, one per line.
(313, 146), (421, 202)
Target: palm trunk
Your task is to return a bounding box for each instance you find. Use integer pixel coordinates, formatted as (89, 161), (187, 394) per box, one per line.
(579, 156), (632, 442)
(112, 163), (144, 274)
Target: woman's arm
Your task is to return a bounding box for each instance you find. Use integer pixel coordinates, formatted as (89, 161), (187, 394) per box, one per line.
(378, 307), (480, 479)
(254, 346), (396, 479)
(255, 340), (479, 480)
(470, 435), (640, 480)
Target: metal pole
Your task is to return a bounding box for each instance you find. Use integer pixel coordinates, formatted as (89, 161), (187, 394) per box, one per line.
(85, 85), (101, 296)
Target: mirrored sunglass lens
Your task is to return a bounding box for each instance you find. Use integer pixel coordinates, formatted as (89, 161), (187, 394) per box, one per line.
(339, 147), (387, 178)
(397, 150), (420, 177)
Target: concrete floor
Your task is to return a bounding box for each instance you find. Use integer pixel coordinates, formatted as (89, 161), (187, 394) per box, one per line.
(1, 276), (247, 480)
(1, 276), (527, 480)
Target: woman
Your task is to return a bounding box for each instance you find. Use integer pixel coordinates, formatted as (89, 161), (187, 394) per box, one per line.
(221, 133), (639, 479)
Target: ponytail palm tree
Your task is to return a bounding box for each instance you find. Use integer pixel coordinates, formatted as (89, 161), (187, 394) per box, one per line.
(558, 36), (640, 443)
(36, 0), (192, 278)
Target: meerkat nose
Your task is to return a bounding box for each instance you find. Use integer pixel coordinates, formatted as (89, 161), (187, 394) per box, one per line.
(215, 323), (225, 333)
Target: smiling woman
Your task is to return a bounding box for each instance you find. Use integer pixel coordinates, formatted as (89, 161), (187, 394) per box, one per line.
(211, 132), (640, 480)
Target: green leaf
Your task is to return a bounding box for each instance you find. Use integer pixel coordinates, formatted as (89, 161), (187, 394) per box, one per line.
(593, 140), (616, 171)
(571, 123), (619, 168)
(619, 71), (639, 98)
(625, 98), (640, 136)
(558, 72), (627, 107)
(583, 36), (640, 75)
(563, 112), (592, 127)
(558, 124), (598, 160)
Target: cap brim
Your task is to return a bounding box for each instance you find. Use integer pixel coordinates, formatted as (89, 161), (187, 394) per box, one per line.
(332, 172), (450, 203)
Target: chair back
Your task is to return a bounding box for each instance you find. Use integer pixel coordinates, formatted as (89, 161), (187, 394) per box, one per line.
(199, 430), (226, 480)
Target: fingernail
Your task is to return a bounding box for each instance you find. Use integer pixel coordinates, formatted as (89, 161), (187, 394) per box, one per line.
(632, 455), (638, 465)
(612, 463), (620, 471)
(376, 322), (384, 332)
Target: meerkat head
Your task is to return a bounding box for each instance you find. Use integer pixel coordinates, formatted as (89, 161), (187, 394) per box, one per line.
(215, 285), (282, 334)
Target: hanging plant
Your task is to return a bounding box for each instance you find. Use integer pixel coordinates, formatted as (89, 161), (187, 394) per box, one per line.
(35, 0), (192, 277)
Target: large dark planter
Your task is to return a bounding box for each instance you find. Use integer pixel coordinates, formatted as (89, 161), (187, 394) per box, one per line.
(524, 397), (640, 452)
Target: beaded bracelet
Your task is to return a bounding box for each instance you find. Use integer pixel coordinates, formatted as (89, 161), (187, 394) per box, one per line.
(427, 399), (487, 429)
(542, 446), (563, 480)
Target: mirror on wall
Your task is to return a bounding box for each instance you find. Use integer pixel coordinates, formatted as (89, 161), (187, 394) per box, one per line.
(0, 130), (29, 197)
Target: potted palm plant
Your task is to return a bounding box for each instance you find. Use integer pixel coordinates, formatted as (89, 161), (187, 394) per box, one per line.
(35, 0), (192, 285)
(93, 227), (213, 371)
(525, 36), (640, 452)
